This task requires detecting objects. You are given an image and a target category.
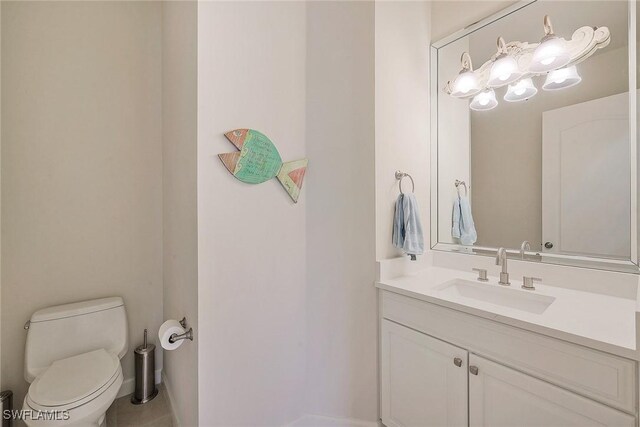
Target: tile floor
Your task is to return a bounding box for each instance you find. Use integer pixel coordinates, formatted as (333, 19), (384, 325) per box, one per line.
(106, 384), (173, 427)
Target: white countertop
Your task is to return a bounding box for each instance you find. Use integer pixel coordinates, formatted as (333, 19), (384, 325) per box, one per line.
(376, 266), (640, 360)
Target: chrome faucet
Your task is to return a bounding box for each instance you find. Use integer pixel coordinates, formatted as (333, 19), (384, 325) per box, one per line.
(520, 240), (531, 260)
(496, 247), (510, 286)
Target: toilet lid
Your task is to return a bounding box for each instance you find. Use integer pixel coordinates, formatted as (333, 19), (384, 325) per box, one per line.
(29, 349), (120, 407)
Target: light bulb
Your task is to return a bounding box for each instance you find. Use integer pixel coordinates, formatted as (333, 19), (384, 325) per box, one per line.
(541, 56), (555, 66)
(450, 52), (481, 98)
(542, 65), (581, 91)
(488, 55), (521, 87)
(531, 37), (570, 72)
(504, 78), (537, 102)
(451, 71), (480, 97)
(470, 90), (498, 111)
(529, 15), (571, 73)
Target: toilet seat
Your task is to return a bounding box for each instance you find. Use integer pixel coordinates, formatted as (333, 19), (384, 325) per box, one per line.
(27, 349), (120, 412)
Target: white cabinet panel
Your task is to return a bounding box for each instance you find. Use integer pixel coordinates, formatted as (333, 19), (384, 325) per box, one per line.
(469, 354), (635, 427)
(382, 291), (636, 413)
(381, 319), (468, 427)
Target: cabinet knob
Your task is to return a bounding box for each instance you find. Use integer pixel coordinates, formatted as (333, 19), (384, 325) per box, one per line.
(453, 357), (463, 367)
(469, 365), (479, 375)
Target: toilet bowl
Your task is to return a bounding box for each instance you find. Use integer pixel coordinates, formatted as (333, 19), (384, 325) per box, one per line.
(23, 349), (123, 427)
(21, 297), (128, 427)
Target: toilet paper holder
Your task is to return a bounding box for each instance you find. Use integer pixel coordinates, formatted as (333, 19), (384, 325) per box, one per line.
(169, 317), (194, 344)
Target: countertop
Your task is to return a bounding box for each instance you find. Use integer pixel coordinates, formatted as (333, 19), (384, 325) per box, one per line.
(376, 266), (640, 360)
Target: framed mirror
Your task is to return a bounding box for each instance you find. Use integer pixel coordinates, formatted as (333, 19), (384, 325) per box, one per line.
(430, 0), (639, 272)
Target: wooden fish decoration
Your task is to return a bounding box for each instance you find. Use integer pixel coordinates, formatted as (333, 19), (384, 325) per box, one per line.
(219, 129), (308, 203)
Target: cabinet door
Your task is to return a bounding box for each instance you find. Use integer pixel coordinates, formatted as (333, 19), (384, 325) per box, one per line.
(468, 354), (635, 427)
(381, 319), (468, 427)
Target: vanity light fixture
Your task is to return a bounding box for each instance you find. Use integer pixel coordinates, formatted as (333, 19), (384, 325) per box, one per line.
(542, 65), (581, 90)
(470, 89), (498, 111)
(443, 15), (611, 105)
(443, 14), (609, 111)
(504, 78), (538, 102)
(488, 37), (522, 87)
(529, 15), (571, 73)
(450, 52), (481, 98)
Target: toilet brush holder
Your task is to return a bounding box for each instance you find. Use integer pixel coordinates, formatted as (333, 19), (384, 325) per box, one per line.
(1, 390), (13, 427)
(131, 329), (158, 404)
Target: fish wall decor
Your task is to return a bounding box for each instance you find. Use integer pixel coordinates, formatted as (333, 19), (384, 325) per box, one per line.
(219, 129), (308, 203)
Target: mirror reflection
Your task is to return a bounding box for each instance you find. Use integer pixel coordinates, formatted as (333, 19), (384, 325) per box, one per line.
(434, 0), (635, 266)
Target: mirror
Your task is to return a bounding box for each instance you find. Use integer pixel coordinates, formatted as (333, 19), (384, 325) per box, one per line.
(431, 0), (639, 272)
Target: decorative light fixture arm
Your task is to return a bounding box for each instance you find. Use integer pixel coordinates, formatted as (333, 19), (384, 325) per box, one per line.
(543, 15), (554, 38)
(460, 51), (473, 72)
(496, 36), (508, 57)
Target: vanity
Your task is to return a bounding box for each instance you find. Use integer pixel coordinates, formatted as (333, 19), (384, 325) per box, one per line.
(379, 0), (640, 425)
(377, 261), (640, 426)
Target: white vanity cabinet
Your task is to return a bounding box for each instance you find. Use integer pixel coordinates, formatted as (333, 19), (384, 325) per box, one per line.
(381, 319), (468, 427)
(468, 355), (635, 427)
(379, 290), (637, 427)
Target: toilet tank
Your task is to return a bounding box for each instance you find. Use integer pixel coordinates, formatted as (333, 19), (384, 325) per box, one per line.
(24, 297), (128, 382)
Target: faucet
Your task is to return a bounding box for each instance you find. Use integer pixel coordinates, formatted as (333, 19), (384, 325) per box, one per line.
(496, 247), (510, 286)
(520, 241), (531, 260)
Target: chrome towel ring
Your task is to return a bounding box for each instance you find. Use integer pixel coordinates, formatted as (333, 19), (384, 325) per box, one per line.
(455, 179), (468, 196)
(395, 170), (415, 194)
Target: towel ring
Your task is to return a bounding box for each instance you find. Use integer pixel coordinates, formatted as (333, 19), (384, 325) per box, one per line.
(455, 179), (468, 196)
(395, 170), (415, 194)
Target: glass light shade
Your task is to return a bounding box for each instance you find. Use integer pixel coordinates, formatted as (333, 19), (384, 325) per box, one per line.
(529, 37), (571, 73)
(451, 71), (481, 98)
(488, 55), (522, 87)
(542, 65), (581, 90)
(504, 78), (538, 102)
(470, 90), (498, 111)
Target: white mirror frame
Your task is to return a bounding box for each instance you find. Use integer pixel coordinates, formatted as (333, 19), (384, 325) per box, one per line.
(430, 0), (640, 273)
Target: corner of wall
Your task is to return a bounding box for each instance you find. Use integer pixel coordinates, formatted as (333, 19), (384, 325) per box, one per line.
(374, 1), (431, 262)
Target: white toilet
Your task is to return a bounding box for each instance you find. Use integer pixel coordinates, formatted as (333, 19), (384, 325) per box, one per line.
(22, 297), (128, 427)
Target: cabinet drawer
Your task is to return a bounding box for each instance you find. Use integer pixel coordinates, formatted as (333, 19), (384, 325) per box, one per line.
(381, 290), (636, 413)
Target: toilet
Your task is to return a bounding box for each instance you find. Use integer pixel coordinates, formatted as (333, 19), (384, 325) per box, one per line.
(22, 297), (128, 427)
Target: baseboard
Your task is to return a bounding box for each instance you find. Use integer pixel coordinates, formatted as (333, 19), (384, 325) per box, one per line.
(116, 368), (162, 399)
(286, 414), (380, 427)
(162, 372), (182, 427)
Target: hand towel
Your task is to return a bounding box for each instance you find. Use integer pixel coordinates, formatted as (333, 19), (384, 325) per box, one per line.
(452, 197), (461, 239)
(452, 194), (477, 245)
(393, 193), (424, 260)
(392, 194), (405, 249)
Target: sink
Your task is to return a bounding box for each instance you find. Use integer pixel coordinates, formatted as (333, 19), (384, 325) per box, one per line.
(436, 279), (555, 314)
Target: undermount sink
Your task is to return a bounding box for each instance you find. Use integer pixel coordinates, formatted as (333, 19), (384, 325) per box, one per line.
(435, 279), (556, 314)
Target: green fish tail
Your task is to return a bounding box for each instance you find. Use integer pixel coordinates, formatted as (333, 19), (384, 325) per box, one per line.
(276, 159), (309, 203)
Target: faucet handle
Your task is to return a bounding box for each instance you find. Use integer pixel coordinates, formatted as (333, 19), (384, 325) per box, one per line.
(472, 268), (489, 282)
(522, 276), (542, 290)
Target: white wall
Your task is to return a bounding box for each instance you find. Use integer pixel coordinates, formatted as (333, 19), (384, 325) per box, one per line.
(305, 1), (377, 422)
(430, 1), (518, 42)
(197, 2), (383, 425)
(162, 2), (198, 426)
(197, 2), (307, 424)
(375, 1), (431, 260)
(1, 1), (163, 402)
(0, 1), (3, 385)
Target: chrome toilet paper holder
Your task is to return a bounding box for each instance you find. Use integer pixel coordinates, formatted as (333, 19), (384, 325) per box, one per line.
(169, 317), (194, 344)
